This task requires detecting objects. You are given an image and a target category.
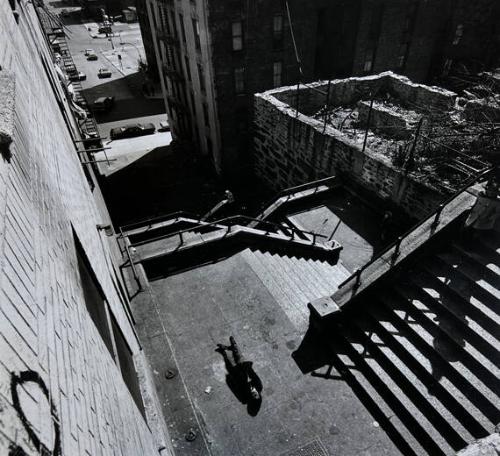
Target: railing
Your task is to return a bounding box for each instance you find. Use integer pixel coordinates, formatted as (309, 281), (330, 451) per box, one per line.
(336, 166), (494, 293)
(119, 227), (143, 292)
(129, 214), (328, 248)
(255, 175), (339, 222)
(120, 210), (201, 233)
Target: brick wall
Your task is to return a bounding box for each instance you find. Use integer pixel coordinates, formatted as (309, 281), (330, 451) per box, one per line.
(253, 73), (453, 220)
(0, 4), (169, 455)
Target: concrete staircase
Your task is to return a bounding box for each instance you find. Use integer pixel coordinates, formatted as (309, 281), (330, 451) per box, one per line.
(318, 230), (500, 455)
(242, 248), (350, 330)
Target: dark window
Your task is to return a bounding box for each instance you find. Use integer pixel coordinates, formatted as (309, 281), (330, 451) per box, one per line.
(110, 315), (145, 417)
(203, 102), (209, 127)
(74, 234), (115, 359)
(397, 43), (409, 69)
(192, 18), (201, 50)
(184, 56), (191, 81)
(206, 136), (213, 156)
(198, 63), (205, 93)
(179, 13), (187, 43)
(452, 24), (464, 45)
(363, 49), (375, 73)
(273, 15), (283, 49)
(232, 21), (243, 51)
(234, 67), (245, 94)
(190, 90), (196, 115)
(273, 61), (282, 87)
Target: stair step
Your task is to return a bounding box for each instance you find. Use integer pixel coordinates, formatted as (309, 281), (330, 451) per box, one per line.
(321, 331), (427, 456)
(434, 251), (500, 301)
(334, 322), (449, 455)
(404, 273), (500, 401)
(453, 243), (500, 277)
(291, 257), (331, 298)
(417, 264), (500, 359)
(244, 250), (309, 329)
(477, 231), (500, 255)
(263, 252), (313, 304)
(374, 289), (498, 434)
(345, 311), (473, 452)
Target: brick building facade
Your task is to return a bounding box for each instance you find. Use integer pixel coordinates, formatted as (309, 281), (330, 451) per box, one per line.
(0, 2), (171, 455)
(140, 0), (499, 179)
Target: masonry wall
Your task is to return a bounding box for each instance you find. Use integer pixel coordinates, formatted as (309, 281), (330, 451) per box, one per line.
(253, 74), (451, 219)
(0, 4), (168, 455)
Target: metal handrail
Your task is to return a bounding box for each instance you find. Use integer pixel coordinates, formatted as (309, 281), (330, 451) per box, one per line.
(120, 210), (201, 232)
(119, 227), (142, 291)
(255, 175), (338, 223)
(337, 166), (494, 290)
(129, 214), (328, 247)
(276, 175), (337, 198)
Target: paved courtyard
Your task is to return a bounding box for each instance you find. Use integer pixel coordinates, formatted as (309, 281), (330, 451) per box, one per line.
(131, 252), (402, 456)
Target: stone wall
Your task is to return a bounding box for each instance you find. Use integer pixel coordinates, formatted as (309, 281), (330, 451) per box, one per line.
(0, 4), (170, 455)
(253, 73), (452, 219)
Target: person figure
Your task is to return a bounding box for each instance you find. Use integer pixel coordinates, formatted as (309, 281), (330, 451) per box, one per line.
(216, 336), (262, 403)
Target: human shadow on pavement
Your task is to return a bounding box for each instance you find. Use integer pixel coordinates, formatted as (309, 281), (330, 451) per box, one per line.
(216, 342), (263, 417)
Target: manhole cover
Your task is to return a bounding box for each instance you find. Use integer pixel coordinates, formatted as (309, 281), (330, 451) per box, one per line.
(281, 438), (328, 456)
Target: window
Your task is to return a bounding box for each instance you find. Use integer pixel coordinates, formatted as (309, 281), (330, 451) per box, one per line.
(198, 63), (205, 92)
(363, 49), (375, 73)
(442, 58), (453, 76)
(192, 18), (201, 50)
(184, 56), (191, 81)
(273, 15), (283, 48)
(397, 43), (409, 69)
(74, 234), (115, 359)
(203, 102), (210, 127)
(452, 24), (463, 45)
(234, 67), (245, 94)
(273, 61), (282, 87)
(232, 21), (243, 51)
(110, 314), (145, 417)
(190, 90), (196, 115)
(170, 10), (177, 36)
(179, 13), (186, 43)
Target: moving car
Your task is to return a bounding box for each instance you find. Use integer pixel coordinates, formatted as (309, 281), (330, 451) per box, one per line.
(84, 49), (94, 56)
(97, 68), (112, 78)
(110, 123), (155, 140)
(86, 52), (98, 61)
(93, 96), (114, 112)
(68, 71), (86, 82)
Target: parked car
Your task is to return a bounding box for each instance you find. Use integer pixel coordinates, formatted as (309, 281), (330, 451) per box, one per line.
(86, 52), (98, 61)
(60, 9), (69, 17)
(110, 123), (155, 140)
(159, 120), (170, 132)
(68, 71), (86, 82)
(97, 68), (112, 78)
(93, 96), (114, 112)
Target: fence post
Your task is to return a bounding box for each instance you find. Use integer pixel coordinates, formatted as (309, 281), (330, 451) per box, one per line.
(362, 95), (374, 153)
(392, 236), (403, 261)
(431, 203), (445, 228)
(353, 268), (362, 289)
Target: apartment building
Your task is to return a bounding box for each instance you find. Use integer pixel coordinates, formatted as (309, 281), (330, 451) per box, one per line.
(0, 2), (171, 454)
(141, 0), (499, 178)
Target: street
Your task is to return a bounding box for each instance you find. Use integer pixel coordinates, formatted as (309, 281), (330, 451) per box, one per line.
(47, 2), (170, 175)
